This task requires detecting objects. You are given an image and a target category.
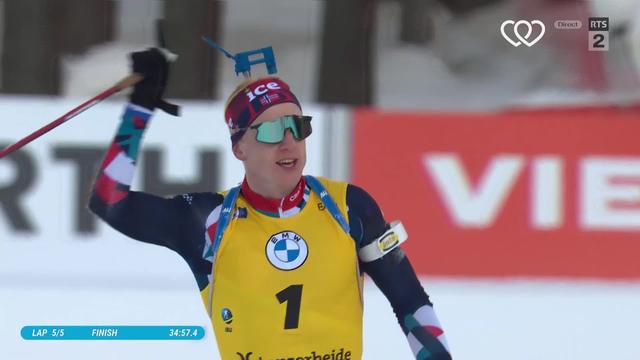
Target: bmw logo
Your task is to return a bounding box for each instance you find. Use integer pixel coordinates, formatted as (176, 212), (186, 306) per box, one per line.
(265, 231), (308, 271)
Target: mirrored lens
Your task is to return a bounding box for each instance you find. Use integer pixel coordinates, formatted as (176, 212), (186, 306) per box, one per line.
(254, 115), (312, 144)
(283, 116), (300, 139)
(255, 118), (286, 144)
(293, 116), (312, 139)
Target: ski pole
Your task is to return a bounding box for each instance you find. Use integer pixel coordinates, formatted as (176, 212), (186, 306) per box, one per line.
(0, 73), (143, 159)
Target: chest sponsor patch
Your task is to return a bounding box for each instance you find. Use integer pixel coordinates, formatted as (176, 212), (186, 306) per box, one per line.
(265, 231), (308, 270)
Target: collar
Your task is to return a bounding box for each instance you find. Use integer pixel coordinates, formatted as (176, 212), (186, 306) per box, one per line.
(240, 177), (306, 215)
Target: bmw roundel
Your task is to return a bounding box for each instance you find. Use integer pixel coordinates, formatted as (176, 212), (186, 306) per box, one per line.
(265, 231), (308, 270)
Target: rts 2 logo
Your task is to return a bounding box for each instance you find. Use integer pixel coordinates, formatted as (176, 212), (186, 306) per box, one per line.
(588, 17), (609, 51)
(500, 20), (545, 47)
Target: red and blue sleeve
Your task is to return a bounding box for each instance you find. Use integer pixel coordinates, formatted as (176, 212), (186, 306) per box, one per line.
(346, 184), (452, 360)
(88, 104), (223, 289)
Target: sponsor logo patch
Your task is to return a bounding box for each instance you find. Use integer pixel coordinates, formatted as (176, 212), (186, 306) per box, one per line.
(221, 308), (233, 324)
(378, 232), (399, 253)
(265, 231), (308, 271)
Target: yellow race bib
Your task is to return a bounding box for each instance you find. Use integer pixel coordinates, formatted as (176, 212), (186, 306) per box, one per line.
(201, 178), (363, 360)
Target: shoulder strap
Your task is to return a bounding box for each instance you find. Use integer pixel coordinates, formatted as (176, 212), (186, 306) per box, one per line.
(306, 176), (363, 303)
(207, 184), (240, 316)
(304, 175), (350, 235)
(211, 185), (241, 258)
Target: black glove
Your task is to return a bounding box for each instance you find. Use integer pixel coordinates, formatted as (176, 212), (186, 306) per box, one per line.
(129, 48), (180, 116)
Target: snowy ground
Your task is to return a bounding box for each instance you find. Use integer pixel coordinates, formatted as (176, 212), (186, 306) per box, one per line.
(2, 241), (640, 360)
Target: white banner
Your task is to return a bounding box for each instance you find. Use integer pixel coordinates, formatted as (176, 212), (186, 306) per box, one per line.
(0, 97), (328, 242)
(0, 96), (330, 360)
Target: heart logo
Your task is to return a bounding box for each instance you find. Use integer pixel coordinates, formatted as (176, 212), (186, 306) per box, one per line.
(500, 20), (545, 47)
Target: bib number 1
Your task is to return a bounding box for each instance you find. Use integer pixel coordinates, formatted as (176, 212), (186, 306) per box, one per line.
(276, 284), (303, 329)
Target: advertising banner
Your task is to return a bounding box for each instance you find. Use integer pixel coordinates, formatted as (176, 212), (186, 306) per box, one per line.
(353, 105), (640, 278)
(0, 97), (328, 243)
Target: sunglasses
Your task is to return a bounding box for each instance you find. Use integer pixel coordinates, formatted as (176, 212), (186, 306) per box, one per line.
(239, 115), (312, 144)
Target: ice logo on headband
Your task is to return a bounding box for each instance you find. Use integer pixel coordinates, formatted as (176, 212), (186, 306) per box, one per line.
(245, 81), (282, 102)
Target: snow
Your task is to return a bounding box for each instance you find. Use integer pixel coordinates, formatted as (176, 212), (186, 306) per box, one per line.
(2, 241), (640, 359)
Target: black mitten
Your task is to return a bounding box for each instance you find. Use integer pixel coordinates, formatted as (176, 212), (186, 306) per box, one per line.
(129, 48), (179, 116)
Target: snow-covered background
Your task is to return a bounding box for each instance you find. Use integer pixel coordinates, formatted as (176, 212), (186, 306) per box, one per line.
(2, 1), (640, 359)
(3, 240), (640, 360)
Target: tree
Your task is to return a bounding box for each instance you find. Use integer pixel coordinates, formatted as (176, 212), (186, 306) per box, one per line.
(163, 0), (222, 99)
(1, 0), (114, 95)
(318, 0), (377, 105)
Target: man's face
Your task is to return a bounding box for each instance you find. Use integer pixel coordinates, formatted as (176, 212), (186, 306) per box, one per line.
(233, 102), (307, 197)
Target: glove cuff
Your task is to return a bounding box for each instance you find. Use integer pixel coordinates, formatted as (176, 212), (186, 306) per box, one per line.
(129, 89), (157, 112)
(157, 99), (180, 116)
